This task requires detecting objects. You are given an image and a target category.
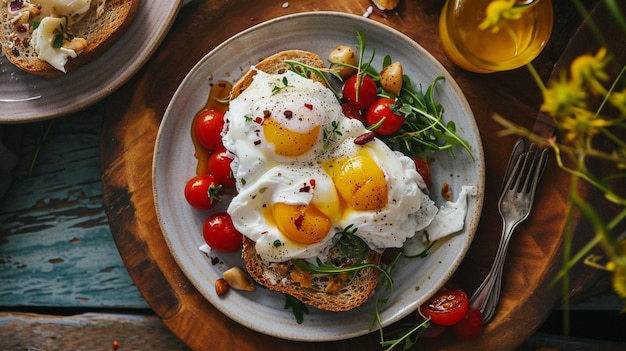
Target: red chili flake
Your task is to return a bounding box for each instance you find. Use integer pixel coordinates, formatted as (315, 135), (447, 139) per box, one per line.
(294, 215), (304, 230)
(284, 110), (293, 119)
(354, 131), (376, 145)
(304, 103), (313, 110)
(10, 1), (23, 12)
(263, 110), (272, 118)
(299, 185), (311, 193)
(254, 140), (261, 146)
(254, 116), (264, 124)
(261, 231), (268, 235)
(441, 182), (452, 201)
(310, 179), (316, 188)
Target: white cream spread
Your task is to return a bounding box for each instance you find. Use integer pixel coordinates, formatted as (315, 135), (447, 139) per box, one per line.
(29, 16), (77, 72)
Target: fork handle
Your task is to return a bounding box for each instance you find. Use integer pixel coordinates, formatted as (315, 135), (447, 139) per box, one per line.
(469, 219), (520, 323)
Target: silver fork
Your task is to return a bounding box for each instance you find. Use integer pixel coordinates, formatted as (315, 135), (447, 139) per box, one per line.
(469, 138), (549, 323)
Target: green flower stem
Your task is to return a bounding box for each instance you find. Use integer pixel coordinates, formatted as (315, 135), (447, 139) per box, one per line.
(525, 62), (547, 92)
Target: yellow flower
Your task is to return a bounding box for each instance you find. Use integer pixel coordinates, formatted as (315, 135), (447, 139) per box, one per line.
(570, 47), (610, 95)
(610, 88), (626, 115)
(612, 239), (626, 302)
(540, 73), (587, 118)
(560, 107), (613, 142)
(479, 0), (527, 33)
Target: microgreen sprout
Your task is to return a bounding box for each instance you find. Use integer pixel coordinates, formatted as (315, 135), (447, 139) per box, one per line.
(388, 75), (474, 160)
(322, 120), (342, 149)
(271, 76), (291, 95)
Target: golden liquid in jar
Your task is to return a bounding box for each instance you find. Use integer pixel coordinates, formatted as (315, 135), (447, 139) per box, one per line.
(439, 0), (554, 73)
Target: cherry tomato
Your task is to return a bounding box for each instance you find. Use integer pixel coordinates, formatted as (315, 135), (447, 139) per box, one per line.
(195, 110), (225, 151)
(207, 148), (235, 187)
(365, 98), (405, 135)
(184, 174), (222, 210)
(421, 289), (469, 326)
(341, 102), (364, 123)
(450, 307), (484, 340)
(202, 212), (243, 252)
(342, 74), (378, 110)
(412, 157), (432, 189)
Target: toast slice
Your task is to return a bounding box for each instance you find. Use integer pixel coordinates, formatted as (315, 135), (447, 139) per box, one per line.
(232, 50), (382, 311)
(230, 50), (326, 100)
(242, 237), (382, 312)
(1, 0), (140, 77)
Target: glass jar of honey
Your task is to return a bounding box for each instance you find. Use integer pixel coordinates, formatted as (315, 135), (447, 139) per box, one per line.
(439, 0), (554, 73)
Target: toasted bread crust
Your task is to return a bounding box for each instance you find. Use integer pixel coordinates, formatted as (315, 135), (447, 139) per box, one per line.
(242, 237), (381, 312)
(234, 50), (382, 311)
(1, 0), (140, 77)
(230, 50), (326, 100)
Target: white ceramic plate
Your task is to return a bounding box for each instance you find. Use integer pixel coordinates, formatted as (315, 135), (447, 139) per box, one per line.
(154, 12), (485, 342)
(0, 0), (182, 123)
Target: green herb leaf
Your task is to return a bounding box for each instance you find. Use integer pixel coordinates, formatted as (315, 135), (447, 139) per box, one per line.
(52, 34), (64, 48)
(322, 120), (342, 149)
(284, 60), (343, 100)
(335, 225), (370, 263)
(387, 76), (475, 160)
(272, 76), (291, 94)
(284, 294), (309, 324)
(379, 320), (431, 351)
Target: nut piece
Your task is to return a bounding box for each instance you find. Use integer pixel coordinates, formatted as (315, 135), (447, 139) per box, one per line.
(328, 45), (357, 78)
(380, 61), (403, 96)
(223, 266), (255, 291)
(325, 272), (348, 293)
(215, 278), (229, 296)
(373, 0), (401, 10)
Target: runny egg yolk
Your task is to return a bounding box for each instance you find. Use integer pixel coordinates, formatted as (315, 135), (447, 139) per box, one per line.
(263, 116), (320, 157)
(326, 148), (388, 211)
(271, 202), (332, 244)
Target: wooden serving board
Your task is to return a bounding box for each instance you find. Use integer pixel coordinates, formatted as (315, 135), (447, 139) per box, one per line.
(100, 0), (618, 350)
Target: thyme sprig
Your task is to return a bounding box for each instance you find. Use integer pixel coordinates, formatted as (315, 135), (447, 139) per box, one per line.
(272, 76), (291, 95)
(322, 120), (342, 149)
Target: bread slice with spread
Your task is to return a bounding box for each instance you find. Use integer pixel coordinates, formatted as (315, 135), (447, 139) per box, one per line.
(231, 50), (383, 312)
(1, 0), (140, 77)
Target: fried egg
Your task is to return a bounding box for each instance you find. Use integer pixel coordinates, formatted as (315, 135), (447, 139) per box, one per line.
(223, 69), (441, 262)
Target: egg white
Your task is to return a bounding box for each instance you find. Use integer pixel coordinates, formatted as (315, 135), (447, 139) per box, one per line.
(224, 68), (441, 262)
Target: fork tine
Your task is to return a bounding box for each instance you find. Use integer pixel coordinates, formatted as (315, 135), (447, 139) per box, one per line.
(520, 144), (539, 193)
(499, 138), (528, 195)
(526, 149), (548, 198)
(503, 152), (525, 194)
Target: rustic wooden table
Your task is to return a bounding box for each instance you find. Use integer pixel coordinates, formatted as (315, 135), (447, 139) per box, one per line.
(1, 0), (626, 350)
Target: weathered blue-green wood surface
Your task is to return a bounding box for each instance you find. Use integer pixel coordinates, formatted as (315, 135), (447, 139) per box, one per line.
(0, 105), (148, 309)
